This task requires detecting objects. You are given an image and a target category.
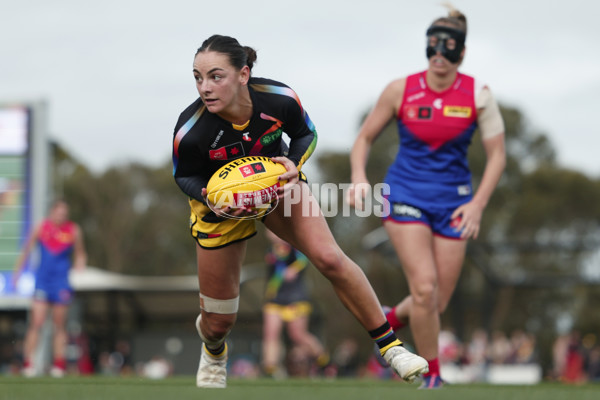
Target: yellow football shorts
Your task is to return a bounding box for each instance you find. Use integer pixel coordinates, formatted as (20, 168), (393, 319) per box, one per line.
(263, 301), (313, 322)
(189, 172), (306, 249)
(189, 199), (267, 249)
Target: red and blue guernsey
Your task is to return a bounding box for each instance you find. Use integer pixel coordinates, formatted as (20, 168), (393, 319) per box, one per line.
(33, 219), (77, 303)
(385, 71), (478, 209)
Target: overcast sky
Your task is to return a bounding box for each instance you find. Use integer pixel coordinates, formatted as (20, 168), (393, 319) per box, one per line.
(1, 0), (598, 178)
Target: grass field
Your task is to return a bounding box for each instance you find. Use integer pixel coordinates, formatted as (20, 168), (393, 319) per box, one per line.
(1, 377), (599, 400)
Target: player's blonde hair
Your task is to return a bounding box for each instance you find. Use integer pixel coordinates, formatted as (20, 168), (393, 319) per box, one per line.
(431, 2), (467, 34)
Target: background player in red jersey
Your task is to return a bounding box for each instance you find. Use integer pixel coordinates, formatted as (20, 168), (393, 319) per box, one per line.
(12, 200), (87, 377)
(347, 4), (506, 389)
(173, 34), (428, 388)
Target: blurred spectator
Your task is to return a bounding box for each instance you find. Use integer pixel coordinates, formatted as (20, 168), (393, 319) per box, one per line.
(552, 333), (570, 380)
(69, 327), (94, 375)
(285, 345), (312, 378)
(114, 339), (133, 375)
(363, 353), (394, 380)
(142, 355), (172, 379)
(488, 330), (512, 364)
(507, 329), (537, 364)
(552, 331), (600, 384)
(466, 328), (488, 366)
(463, 328), (490, 382)
(230, 355), (261, 379)
(439, 329), (463, 365)
(562, 331), (586, 383)
(331, 338), (360, 377)
(0, 338), (23, 376)
(98, 350), (125, 376)
(587, 346), (600, 382)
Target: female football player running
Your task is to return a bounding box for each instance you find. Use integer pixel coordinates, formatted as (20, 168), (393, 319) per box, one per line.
(172, 34), (428, 388)
(347, 5), (506, 389)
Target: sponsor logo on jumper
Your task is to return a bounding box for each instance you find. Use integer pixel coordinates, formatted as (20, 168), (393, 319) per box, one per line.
(444, 106), (472, 118)
(242, 132), (251, 142)
(433, 98), (443, 109)
(418, 106), (432, 119)
(407, 91), (426, 103)
(260, 128), (283, 146)
(210, 130), (225, 148)
(406, 105), (418, 119)
(209, 142), (245, 160)
(405, 105), (432, 120)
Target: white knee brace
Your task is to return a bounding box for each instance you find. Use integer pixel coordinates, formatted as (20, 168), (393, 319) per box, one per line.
(199, 293), (239, 314)
(196, 293), (239, 346)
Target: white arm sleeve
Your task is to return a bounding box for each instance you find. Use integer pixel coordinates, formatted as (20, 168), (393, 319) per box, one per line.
(475, 81), (505, 140)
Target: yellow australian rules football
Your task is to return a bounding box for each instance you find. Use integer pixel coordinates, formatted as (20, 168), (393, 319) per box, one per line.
(206, 156), (288, 209)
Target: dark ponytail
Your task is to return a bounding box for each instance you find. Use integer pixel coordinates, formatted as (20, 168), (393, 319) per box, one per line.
(196, 35), (257, 71)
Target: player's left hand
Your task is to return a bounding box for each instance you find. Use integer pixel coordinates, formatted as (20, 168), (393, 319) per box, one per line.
(271, 156), (299, 197)
(451, 201), (484, 239)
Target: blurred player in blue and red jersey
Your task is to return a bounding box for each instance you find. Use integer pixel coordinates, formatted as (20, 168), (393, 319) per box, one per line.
(12, 200), (87, 377)
(348, 4), (506, 389)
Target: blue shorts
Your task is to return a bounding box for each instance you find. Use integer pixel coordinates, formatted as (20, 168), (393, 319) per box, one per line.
(384, 201), (464, 239)
(33, 283), (73, 304)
